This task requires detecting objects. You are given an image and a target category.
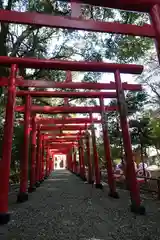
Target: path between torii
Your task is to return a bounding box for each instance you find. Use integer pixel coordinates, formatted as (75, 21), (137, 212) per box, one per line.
(1, 170), (160, 240)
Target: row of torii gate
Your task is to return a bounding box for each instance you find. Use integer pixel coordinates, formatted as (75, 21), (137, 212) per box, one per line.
(0, 0), (160, 224)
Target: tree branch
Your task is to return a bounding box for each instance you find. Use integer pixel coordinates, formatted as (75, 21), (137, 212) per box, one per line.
(6, 0), (12, 10)
(0, 0), (3, 9)
(10, 26), (40, 57)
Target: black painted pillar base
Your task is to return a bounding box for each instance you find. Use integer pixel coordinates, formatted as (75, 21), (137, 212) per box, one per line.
(88, 180), (94, 184)
(130, 204), (146, 215)
(81, 176), (87, 182)
(17, 192), (28, 203)
(108, 191), (119, 199)
(28, 186), (36, 193)
(95, 183), (103, 189)
(35, 181), (41, 188)
(0, 213), (10, 225)
(39, 178), (44, 183)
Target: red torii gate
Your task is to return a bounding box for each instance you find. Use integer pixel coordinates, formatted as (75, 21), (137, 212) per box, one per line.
(1, 0), (160, 224)
(15, 86), (138, 203)
(35, 117), (102, 124)
(0, 66), (144, 222)
(45, 135), (89, 178)
(44, 131), (87, 177)
(16, 94), (119, 198)
(44, 132), (86, 138)
(32, 121), (97, 185)
(37, 126), (89, 185)
(17, 99), (121, 191)
(32, 125), (86, 188)
(15, 86), (123, 198)
(28, 116), (90, 185)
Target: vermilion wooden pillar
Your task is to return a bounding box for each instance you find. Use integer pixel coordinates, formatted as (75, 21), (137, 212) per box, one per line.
(65, 153), (67, 169)
(78, 139), (86, 181)
(86, 131), (93, 184)
(49, 153), (54, 174)
(70, 149), (74, 172)
(39, 134), (44, 183)
(71, 0), (81, 18)
(82, 139), (86, 180)
(69, 152), (72, 171)
(69, 151), (72, 171)
(0, 65), (17, 225)
(17, 94), (31, 203)
(49, 153), (51, 174)
(69, 152), (73, 171)
(100, 97), (119, 198)
(90, 113), (102, 189)
(74, 151), (77, 173)
(35, 126), (41, 187)
(73, 146), (77, 174)
(78, 143), (81, 176)
(45, 147), (50, 178)
(44, 148), (47, 178)
(28, 115), (37, 192)
(115, 70), (145, 214)
(71, 147), (75, 173)
(52, 153), (54, 172)
(66, 153), (70, 170)
(150, 4), (160, 63)
(40, 134), (45, 182)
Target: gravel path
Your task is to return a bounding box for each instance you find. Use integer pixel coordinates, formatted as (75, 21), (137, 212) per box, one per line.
(1, 170), (160, 240)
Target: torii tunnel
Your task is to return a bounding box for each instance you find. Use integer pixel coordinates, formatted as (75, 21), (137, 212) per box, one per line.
(1, 0), (160, 225)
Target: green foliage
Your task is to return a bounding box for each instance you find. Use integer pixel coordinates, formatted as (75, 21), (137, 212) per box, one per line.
(126, 91), (148, 114)
(98, 90), (150, 163)
(12, 125), (25, 175)
(111, 36), (152, 63)
(0, 1), (155, 174)
(111, 11), (152, 63)
(150, 118), (160, 149)
(129, 117), (153, 147)
(0, 124), (23, 174)
(108, 90), (148, 117)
